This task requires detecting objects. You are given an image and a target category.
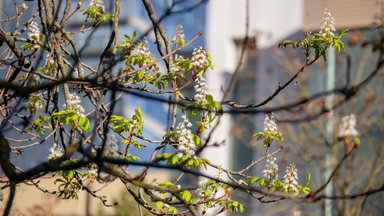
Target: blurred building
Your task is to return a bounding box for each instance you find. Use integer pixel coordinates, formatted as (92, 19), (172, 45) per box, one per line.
(205, 0), (382, 215)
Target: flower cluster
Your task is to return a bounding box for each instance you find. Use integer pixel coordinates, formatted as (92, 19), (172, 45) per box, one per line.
(64, 93), (85, 117)
(48, 143), (63, 159)
(263, 155), (279, 183)
(90, 0), (105, 12)
(198, 168), (223, 198)
(29, 92), (44, 111)
(87, 167), (98, 182)
(134, 39), (151, 56)
(170, 54), (183, 74)
(28, 21), (40, 47)
(263, 113), (278, 133)
(283, 163), (298, 193)
(319, 8), (336, 38)
(191, 46), (207, 70)
(194, 76), (208, 104)
(337, 114), (358, 138)
(172, 24), (185, 45)
(175, 114), (195, 157)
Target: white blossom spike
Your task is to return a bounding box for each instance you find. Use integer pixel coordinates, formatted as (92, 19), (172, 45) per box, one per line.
(263, 154), (279, 183)
(337, 114), (358, 138)
(172, 24), (185, 44)
(191, 46), (207, 70)
(28, 21), (40, 47)
(175, 114), (195, 157)
(283, 163), (299, 193)
(263, 113), (278, 133)
(48, 143), (63, 159)
(64, 93), (85, 117)
(170, 54), (183, 74)
(319, 8), (336, 38)
(90, 0), (105, 12)
(134, 39), (151, 56)
(194, 76), (208, 104)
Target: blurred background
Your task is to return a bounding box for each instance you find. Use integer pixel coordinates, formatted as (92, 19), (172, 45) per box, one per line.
(0, 0), (383, 215)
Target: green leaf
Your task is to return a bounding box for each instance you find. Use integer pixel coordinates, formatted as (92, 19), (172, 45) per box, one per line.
(278, 40), (295, 48)
(302, 186), (311, 195)
(134, 107), (143, 122)
(305, 172), (311, 187)
(156, 153), (173, 160)
(193, 135), (201, 146)
(353, 136), (361, 146)
(258, 178), (265, 186)
(180, 190), (192, 202)
(338, 29), (349, 37)
(248, 176), (260, 186)
(253, 132), (265, 140)
(206, 52), (214, 70)
(170, 154), (179, 165)
(206, 94), (214, 105)
(322, 52), (327, 62)
(156, 201), (163, 209)
(158, 181), (176, 190)
(168, 206), (178, 214)
(39, 34), (44, 42)
(20, 43), (36, 50)
(180, 38), (185, 48)
(79, 116), (91, 131)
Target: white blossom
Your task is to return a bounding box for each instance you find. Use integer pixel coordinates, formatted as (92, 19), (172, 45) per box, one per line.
(283, 163), (299, 193)
(170, 63), (181, 74)
(134, 39), (151, 56)
(319, 8), (336, 38)
(170, 54), (183, 74)
(198, 168), (223, 198)
(64, 92), (85, 117)
(263, 154), (279, 183)
(172, 24), (185, 43)
(89, 168), (97, 176)
(90, 0), (105, 12)
(263, 113), (278, 133)
(175, 114), (195, 157)
(88, 165), (98, 181)
(338, 114), (359, 138)
(48, 143), (63, 159)
(191, 46), (207, 70)
(30, 92), (44, 110)
(194, 76), (208, 103)
(215, 167), (223, 180)
(28, 21), (40, 42)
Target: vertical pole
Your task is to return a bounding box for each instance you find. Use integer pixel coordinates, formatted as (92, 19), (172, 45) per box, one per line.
(324, 47), (335, 216)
